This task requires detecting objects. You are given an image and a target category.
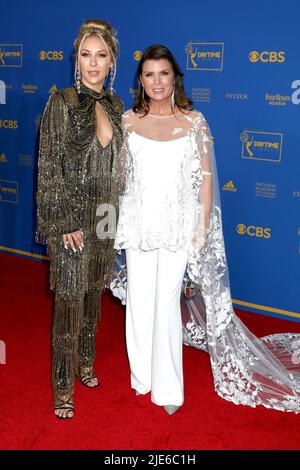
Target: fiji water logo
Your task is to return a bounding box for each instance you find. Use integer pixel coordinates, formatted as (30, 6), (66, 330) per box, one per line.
(240, 130), (283, 162)
(186, 42), (224, 71)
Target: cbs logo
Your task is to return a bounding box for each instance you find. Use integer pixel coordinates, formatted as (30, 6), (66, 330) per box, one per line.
(236, 224), (271, 238)
(249, 51), (285, 63)
(0, 119), (18, 129)
(39, 50), (64, 61)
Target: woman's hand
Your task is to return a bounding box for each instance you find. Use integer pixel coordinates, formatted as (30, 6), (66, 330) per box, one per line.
(192, 226), (210, 251)
(62, 229), (84, 252)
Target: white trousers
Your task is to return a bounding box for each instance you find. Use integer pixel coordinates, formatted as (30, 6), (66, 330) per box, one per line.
(125, 248), (188, 406)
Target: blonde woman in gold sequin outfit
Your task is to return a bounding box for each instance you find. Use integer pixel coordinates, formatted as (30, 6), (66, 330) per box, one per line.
(37, 19), (124, 418)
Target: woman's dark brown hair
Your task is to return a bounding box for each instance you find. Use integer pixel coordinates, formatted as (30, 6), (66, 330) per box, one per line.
(133, 44), (193, 116)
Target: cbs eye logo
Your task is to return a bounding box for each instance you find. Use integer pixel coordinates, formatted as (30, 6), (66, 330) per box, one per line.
(249, 51), (285, 63)
(39, 50), (64, 61)
(0, 119), (18, 129)
(236, 224), (271, 238)
(133, 50), (142, 61)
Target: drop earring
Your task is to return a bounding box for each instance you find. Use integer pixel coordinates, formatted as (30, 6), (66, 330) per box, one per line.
(171, 86), (175, 108)
(109, 68), (114, 95)
(76, 64), (81, 94)
(142, 85), (145, 100)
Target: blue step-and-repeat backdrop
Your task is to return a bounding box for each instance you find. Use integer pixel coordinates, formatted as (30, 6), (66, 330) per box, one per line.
(0, 0), (299, 322)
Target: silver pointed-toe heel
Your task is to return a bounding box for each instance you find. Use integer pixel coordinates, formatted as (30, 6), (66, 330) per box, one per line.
(164, 405), (180, 415)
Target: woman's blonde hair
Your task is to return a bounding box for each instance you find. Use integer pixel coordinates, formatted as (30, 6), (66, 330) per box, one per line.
(74, 19), (119, 88)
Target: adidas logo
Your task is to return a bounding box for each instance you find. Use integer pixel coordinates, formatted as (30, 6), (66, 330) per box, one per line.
(222, 180), (237, 192)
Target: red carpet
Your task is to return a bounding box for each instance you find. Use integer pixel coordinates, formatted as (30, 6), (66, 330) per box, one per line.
(0, 251), (300, 450)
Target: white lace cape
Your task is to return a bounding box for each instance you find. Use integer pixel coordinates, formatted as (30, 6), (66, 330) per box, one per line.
(111, 110), (300, 414)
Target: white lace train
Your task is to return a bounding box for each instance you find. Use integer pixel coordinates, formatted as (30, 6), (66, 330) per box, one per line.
(111, 109), (300, 413)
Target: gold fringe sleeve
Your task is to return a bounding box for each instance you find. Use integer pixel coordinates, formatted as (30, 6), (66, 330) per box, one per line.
(36, 92), (81, 244)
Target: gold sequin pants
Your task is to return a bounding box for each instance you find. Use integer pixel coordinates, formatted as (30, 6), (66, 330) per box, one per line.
(51, 288), (101, 403)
